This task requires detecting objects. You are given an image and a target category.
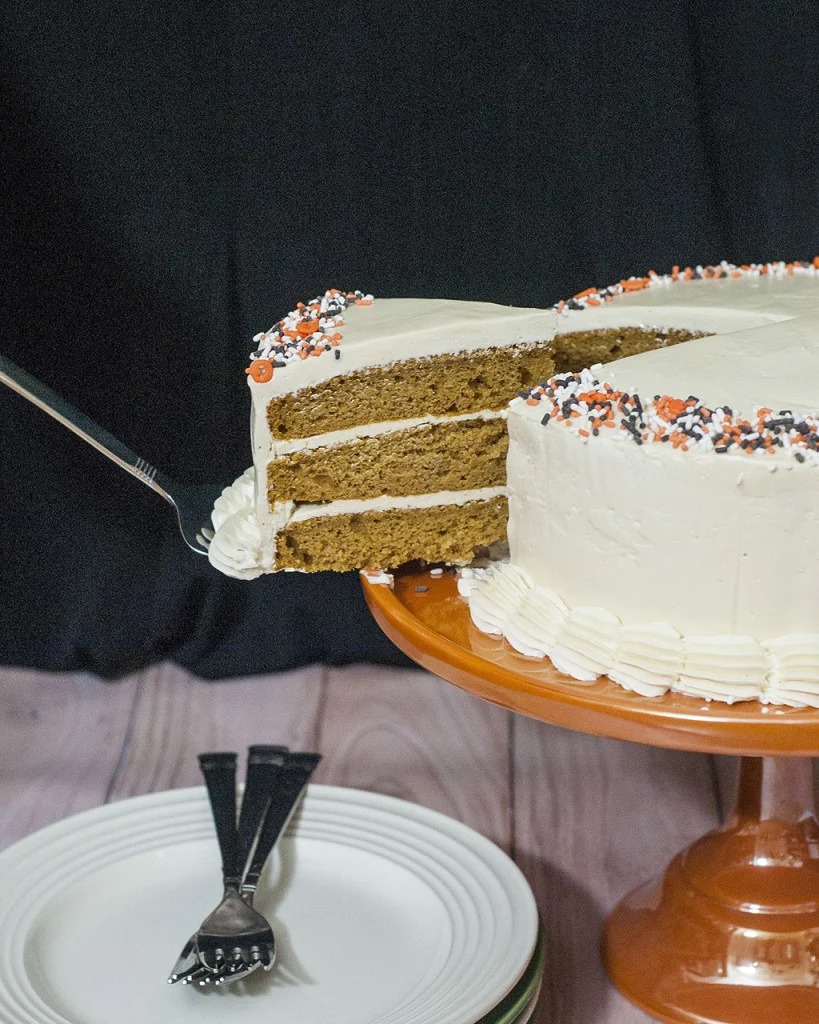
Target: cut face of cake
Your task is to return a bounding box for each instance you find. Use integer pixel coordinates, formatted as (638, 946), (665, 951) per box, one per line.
(461, 261), (819, 707)
(208, 291), (556, 577)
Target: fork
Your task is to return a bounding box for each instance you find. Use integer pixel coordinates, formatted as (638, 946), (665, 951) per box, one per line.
(202, 743), (291, 986)
(169, 748), (321, 987)
(197, 752), (322, 985)
(169, 747), (287, 987)
(0, 352), (220, 553)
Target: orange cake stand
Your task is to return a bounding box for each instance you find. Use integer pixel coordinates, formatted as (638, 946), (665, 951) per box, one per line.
(363, 566), (819, 1024)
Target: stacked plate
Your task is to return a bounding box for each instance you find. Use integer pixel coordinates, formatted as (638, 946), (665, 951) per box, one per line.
(0, 786), (542, 1024)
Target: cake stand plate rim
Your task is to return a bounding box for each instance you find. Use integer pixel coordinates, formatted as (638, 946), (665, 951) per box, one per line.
(362, 567), (819, 756)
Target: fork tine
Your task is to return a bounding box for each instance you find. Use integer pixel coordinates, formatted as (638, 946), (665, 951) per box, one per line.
(214, 960), (263, 986)
(167, 936), (198, 984)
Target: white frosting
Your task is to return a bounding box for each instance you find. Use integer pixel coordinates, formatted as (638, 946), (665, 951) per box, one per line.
(252, 297), (555, 400)
(464, 270), (819, 706)
(269, 408), (505, 457)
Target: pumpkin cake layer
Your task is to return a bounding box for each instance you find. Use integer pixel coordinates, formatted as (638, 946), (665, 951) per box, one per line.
(265, 344), (554, 441)
(550, 326), (706, 375)
(267, 417), (508, 503)
(275, 494), (509, 572)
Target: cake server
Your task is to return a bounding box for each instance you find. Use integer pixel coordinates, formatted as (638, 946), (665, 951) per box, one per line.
(0, 352), (220, 553)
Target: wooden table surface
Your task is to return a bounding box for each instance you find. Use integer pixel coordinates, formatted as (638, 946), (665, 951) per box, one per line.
(0, 661), (744, 1024)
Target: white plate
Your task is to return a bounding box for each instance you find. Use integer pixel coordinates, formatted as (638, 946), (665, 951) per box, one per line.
(0, 786), (538, 1024)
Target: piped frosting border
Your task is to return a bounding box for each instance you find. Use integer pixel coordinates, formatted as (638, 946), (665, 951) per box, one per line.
(459, 563), (819, 708)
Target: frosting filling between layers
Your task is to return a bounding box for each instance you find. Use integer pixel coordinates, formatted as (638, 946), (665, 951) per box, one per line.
(268, 409), (506, 457)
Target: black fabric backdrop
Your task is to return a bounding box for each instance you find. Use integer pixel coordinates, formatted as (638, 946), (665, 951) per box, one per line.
(2, 2), (818, 678)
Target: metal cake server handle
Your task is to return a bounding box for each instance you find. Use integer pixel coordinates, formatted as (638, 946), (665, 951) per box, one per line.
(0, 352), (219, 553)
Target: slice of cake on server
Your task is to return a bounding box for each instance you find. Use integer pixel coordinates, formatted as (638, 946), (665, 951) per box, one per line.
(207, 290), (556, 577)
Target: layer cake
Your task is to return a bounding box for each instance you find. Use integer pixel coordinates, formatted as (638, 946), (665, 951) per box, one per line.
(208, 291), (555, 576)
(462, 261), (819, 707)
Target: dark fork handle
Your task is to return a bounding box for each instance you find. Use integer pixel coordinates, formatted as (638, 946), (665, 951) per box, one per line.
(198, 752), (241, 889)
(242, 752), (322, 892)
(237, 745), (289, 875)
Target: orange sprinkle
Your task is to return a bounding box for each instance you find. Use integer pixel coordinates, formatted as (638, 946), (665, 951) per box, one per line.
(355, 298), (373, 305)
(672, 265), (680, 279)
(526, 398), (540, 406)
(296, 319), (319, 337)
(556, 300), (566, 314)
(245, 359), (274, 383)
(578, 428), (590, 437)
(655, 395), (687, 421)
(586, 298), (601, 307)
(574, 287), (598, 299)
(620, 278), (650, 292)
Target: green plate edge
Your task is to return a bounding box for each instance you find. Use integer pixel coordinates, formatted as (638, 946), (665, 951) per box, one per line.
(477, 921), (545, 1024)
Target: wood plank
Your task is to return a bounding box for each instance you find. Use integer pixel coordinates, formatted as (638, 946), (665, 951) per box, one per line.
(106, 661), (325, 800)
(0, 666), (136, 849)
(512, 717), (722, 1024)
(316, 665), (512, 852)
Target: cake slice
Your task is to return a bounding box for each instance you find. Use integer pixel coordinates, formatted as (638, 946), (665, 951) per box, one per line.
(208, 290), (555, 577)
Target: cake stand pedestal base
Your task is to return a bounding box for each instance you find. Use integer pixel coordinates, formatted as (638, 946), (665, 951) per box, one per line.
(603, 756), (819, 1023)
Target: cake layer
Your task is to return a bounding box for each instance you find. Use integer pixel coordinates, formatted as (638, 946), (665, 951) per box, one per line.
(275, 495), (508, 572)
(551, 326), (705, 375)
(266, 415), (508, 503)
(263, 343), (554, 441)
(207, 469), (507, 578)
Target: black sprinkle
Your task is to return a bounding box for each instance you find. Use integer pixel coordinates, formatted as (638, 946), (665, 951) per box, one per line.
(334, 350), (341, 359)
(795, 452), (806, 463)
(415, 585), (429, 592)
(541, 413), (551, 425)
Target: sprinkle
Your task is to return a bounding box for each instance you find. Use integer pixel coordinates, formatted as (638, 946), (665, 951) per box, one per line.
(247, 290), (374, 374)
(415, 585), (429, 592)
(245, 358), (274, 383)
(553, 259), (819, 316)
(522, 369), (819, 466)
